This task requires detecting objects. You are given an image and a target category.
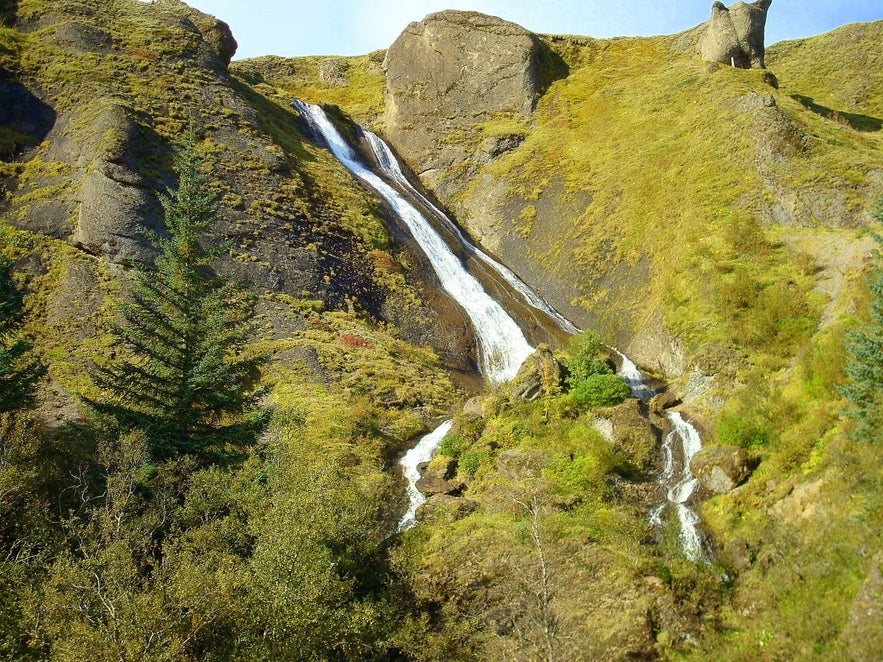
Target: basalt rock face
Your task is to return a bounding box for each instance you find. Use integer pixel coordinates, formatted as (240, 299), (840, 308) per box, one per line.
(698, 0), (772, 68)
(383, 10), (563, 200)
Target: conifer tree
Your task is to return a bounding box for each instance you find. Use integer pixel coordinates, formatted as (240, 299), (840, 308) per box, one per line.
(839, 197), (883, 443)
(91, 138), (267, 461)
(0, 255), (42, 413)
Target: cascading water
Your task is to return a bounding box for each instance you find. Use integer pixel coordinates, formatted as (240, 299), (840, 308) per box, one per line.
(363, 131), (579, 336)
(617, 353), (707, 561)
(293, 99), (533, 384)
(397, 420), (454, 532)
(292, 100), (577, 532)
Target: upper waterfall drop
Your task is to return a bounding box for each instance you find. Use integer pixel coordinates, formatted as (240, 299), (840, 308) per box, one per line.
(293, 99), (535, 384)
(362, 131), (579, 337)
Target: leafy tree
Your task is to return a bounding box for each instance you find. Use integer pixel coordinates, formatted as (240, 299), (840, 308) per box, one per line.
(839, 198), (883, 443)
(0, 255), (43, 413)
(90, 138), (267, 461)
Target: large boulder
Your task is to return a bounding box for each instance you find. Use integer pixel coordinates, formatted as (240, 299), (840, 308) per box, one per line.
(383, 10), (561, 198)
(506, 346), (563, 404)
(71, 102), (164, 265)
(698, 0), (772, 69)
(154, 0), (238, 68)
(689, 445), (755, 493)
(416, 494), (478, 524)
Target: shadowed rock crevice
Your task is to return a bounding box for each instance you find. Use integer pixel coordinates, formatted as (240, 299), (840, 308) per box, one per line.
(0, 77), (56, 157)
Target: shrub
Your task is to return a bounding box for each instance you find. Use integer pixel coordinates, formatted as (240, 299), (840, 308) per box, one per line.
(438, 433), (465, 458)
(569, 374), (630, 408)
(459, 451), (486, 476)
(564, 330), (612, 388)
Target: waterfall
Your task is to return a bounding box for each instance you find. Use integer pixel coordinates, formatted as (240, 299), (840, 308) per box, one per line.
(397, 420), (454, 532)
(293, 99), (533, 384)
(662, 412), (705, 561)
(616, 354), (707, 561)
(362, 131), (579, 336)
(292, 99), (706, 549)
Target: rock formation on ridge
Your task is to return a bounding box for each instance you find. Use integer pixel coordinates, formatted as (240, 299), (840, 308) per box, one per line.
(383, 10), (562, 199)
(698, 0), (772, 68)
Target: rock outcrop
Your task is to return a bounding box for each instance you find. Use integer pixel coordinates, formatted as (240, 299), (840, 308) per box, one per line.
(71, 102), (164, 265)
(689, 445), (755, 493)
(416, 494), (478, 524)
(383, 10), (562, 198)
(154, 0), (238, 68)
(505, 346), (563, 403)
(698, 0), (772, 68)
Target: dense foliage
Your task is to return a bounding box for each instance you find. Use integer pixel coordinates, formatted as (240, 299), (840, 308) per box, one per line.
(0, 256), (42, 412)
(564, 330), (629, 407)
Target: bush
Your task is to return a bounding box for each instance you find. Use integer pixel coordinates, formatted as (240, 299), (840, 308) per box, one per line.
(459, 451), (486, 476)
(438, 433), (465, 458)
(569, 374), (630, 408)
(564, 330), (612, 388)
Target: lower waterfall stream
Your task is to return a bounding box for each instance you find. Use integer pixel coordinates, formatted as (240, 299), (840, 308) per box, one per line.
(293, 99), (707, 555)
(617, 354), (707, 561)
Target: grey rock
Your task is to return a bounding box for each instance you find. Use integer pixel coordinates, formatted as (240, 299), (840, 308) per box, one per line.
(690, 445), (755, 493)
(463, 395), (486, 420)
(383, 11), (561, 197)
(49, 21), (112, 54)
(415, 473), (458, 496)
(698, 0), (772, 69)
(496, 448), (545, 481)
(506, 346), (562, 403)
(71, 103), (163, 265)
(318, 59), (348, 87)
(153, 0), (237, 68)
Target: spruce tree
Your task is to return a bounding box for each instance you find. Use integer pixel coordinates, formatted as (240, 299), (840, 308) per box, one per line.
(91, 138), (267, 461)
(839, 197), (883, 443)
(0, 255), (42, 413)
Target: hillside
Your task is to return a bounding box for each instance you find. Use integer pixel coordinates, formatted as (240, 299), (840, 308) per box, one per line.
(1, 0), (882, 660)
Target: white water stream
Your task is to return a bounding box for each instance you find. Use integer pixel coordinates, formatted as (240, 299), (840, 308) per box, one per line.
(293, 100), (533, 384)
(396, 420), (454, 531)
(617, 354), (707, 561)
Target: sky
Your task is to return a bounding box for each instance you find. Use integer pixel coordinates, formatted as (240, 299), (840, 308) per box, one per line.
(169, 0), (882, 60)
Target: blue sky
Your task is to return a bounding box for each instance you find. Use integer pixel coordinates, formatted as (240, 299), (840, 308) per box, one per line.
(173, 0), (882, 60)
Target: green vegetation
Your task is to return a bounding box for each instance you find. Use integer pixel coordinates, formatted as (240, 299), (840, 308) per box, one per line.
(563, 330), (629, 407)
(0, 255), (43, 412)
(839, 199), (883, 444)
(88, 138), (268, 461)
(232, 52), (387, 126)
(0, 1), (881, 659)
